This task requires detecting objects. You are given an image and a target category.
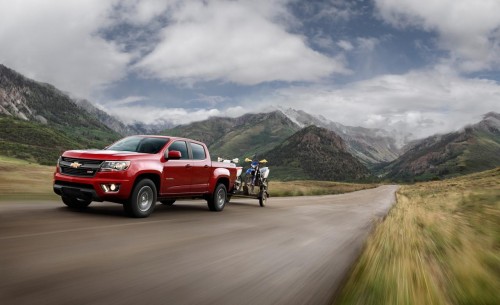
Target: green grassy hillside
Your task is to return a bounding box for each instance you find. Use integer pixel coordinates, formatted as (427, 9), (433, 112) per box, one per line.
(164, 111), (300, 161)
(210, 112), (299, 160)
(0, 116), (118, 165)
(266, 126), (372, 181)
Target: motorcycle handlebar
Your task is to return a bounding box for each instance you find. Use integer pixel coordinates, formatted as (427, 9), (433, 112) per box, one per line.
(245, 157), (268, 164)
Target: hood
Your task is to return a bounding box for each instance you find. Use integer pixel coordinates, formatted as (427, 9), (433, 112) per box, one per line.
(62, 150), (157, 160)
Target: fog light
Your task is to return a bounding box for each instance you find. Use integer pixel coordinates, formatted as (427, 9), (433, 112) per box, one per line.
(101, 183), (120, 193)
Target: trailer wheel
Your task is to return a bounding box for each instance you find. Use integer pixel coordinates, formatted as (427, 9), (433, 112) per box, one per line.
(207, 183), (227, 212)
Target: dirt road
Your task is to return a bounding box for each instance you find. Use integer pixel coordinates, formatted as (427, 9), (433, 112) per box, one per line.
(0, 185), (398, 305)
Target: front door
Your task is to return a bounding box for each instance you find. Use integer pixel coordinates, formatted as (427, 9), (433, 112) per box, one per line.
(162, 140), (192, 195)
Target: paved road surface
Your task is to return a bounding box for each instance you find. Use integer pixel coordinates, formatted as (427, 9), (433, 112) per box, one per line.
(0, 185), (398, 305)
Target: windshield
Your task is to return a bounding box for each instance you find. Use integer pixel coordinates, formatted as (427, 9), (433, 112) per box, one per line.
(106, 136), (169, 154)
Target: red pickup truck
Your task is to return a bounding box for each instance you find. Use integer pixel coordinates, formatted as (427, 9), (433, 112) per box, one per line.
(53, 135), (239, 217)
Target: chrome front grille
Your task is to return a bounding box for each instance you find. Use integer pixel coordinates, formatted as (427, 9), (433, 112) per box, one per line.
(59, 157), (103, 177)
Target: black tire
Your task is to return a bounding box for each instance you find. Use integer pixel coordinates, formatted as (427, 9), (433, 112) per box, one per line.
(207, 183), (227, 212)
(62, 196), (91, 209)
(161, 199), (176, 206)
(259, 191), (267, 207)
(259, 181), (268, 207)
(124, 179), (157, 218)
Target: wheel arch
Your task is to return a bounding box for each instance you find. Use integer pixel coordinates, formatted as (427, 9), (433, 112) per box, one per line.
(216, 177), (230, 191)
(133, 172), (161, 195)
(210, 168), (232, 193)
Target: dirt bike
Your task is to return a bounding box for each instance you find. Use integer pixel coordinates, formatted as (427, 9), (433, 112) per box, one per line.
(221, 156), (270, 207)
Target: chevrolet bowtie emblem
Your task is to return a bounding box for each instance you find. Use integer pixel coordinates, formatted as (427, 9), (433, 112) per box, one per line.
(70, 162), (82, 169)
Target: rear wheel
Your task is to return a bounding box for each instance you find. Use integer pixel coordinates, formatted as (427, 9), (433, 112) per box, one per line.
(207, 183), (227, 212)
(62, 196), (91, 209)
(124, 179), (157, 218)
(160, 199), (176, 206)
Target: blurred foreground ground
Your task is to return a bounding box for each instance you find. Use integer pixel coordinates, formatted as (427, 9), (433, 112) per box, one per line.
(336, 168), (500, 305)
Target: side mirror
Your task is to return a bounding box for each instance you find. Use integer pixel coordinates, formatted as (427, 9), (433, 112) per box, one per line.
(166, 150), (182, 160)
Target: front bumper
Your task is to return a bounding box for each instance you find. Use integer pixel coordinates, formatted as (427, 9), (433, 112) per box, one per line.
(53, 181), (101, 201)
(53, 171), (134, 202)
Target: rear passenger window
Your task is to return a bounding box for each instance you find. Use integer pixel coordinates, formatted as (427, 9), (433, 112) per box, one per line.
(190, 143), (206, 160)
(168, 141), (189, 160)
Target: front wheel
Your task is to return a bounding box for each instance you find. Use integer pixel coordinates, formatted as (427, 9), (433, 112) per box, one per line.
(259, 180), (268, 207)
(207, 183), (227, 212)
(124, 179), (157, 218)
(259, 191), (267, 207)
(62, 196), (91, 209)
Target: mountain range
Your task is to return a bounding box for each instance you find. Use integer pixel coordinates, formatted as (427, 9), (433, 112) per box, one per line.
(163, 108), (403, 165)
(378, 112), (500, 181)
(1, 64), (498, 181)
(275, 107), (403, 164)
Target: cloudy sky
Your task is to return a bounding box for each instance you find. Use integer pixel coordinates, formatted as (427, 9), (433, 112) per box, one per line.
(1, 0), (499, 139)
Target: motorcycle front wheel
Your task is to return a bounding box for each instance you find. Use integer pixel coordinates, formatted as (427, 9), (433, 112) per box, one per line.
(259, 191), (267, 207)
(259, 181), (268, 207)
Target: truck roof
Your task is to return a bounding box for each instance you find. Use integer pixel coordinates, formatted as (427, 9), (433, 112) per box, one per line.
(127, 135), (206, 146)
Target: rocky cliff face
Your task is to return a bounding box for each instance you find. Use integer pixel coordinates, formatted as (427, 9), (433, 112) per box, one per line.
(0, 64), (112, 130)
(0, 65), (56, 124)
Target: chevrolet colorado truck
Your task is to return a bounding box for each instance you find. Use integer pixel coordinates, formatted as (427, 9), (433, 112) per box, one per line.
(53, 135), (238, 218)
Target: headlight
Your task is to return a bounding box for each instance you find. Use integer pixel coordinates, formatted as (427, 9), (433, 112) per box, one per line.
(100, 161), (130, 171)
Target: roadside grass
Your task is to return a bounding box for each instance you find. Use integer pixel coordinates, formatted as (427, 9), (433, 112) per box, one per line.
(0, 156), (58, 200)
(335, 167), (500, 305)
(270, 180), (377, 197)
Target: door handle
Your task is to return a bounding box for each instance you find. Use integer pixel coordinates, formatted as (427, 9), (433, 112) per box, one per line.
(204, 165), (209, 168)
(185, 164), (191, 168)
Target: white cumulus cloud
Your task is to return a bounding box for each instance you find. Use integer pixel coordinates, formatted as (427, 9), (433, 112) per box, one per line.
(110, 105), (247, 126)
(0, 0), (131, 97)
(134, 0), (348, 85)
(375, 0), (500, 72)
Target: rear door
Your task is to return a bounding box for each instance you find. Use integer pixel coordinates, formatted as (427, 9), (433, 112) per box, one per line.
(189, 142), (212, 193)
(162, 140), (192, 194)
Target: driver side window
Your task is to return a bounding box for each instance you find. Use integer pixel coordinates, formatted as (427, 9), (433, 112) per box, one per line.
(168, 141), (189, 160)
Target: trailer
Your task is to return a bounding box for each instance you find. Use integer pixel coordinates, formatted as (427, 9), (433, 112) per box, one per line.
(219, 157), (270, 207)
